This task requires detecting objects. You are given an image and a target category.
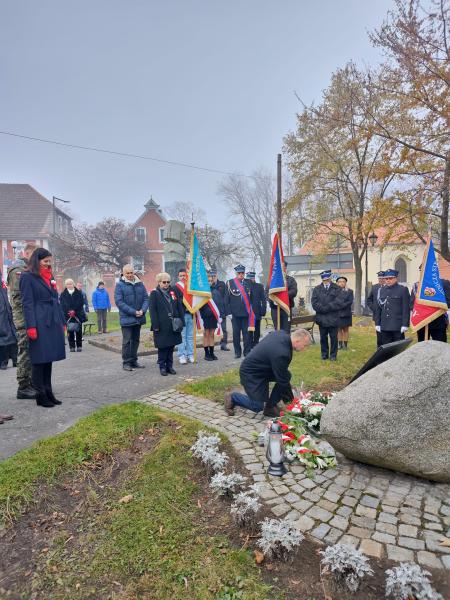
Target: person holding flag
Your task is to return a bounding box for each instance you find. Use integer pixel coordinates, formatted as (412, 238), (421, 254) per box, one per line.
(267, 234), (292, 333)
(225, 264), (254, 358)
(175, 268), (194, 365)
(198, 270), (225, 361)
(410, 238), (450, 342)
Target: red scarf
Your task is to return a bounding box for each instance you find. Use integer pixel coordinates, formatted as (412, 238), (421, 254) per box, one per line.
(39, 266), (53, 288)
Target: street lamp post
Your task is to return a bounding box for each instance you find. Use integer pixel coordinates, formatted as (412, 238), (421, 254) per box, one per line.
(364, 232), (379, 314)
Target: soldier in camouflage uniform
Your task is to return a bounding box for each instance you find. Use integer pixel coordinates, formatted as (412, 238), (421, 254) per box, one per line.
(7, 243), (37, 399)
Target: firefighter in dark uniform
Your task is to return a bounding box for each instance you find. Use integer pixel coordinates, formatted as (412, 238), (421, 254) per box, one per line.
(7, 243), (37, 399)
(268, 260), (297, 332)
(374, 268), (410, 345)
(311, 270), (344, 361)
(246, 270), (266, 348)
(224, 264), (253, 358)
(367, 271), (386, 347)
(209, 268), (229, 351)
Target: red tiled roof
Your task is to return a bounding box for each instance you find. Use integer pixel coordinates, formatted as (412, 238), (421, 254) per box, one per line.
(0, 184), (71, 239)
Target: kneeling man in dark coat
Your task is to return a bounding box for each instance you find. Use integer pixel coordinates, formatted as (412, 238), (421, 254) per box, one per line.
(224, 328), (311, 418)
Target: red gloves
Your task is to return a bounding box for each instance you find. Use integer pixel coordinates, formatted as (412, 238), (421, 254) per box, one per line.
(27, 327), (38, 340)
(68, 310), (76, 318)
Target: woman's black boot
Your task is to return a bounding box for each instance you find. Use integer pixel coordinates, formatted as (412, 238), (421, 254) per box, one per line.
(36, 392), (54, 408)
(204, 347), (213, 361)
(46, 388), (62, 405)
(210, 346), (218, 360)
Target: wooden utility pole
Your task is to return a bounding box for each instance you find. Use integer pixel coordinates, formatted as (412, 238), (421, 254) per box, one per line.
(277, 153), (282, 246)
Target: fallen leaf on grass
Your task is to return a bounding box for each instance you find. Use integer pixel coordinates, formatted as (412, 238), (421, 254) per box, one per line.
(118, 495), (133, 504)
(439, 538), (450, 547)
(197, 499), (202, 508)
(159, 525), (164, 534)
(254, 550), (265, 564)
(138, 436), (145, 441)
(175, 425), (183, 430)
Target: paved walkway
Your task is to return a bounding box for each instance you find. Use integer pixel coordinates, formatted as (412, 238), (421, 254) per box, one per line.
(141, 389), (450, 570)
(0, 341), (238, 460)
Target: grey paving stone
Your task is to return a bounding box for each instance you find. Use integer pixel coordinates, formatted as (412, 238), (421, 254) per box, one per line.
(346, 488), (362, 499)
(302, 491), (321, 503)
(293, 515), (315, 532)
(311, 523), (331, 540)
(398, 537), (425, 550)
(290, 484), (306, 495)
(399, 506), (422, 517)
(259, 488), (278, 500)
(355, 505), (377, 519)
(252, 474), (267, 482)
(323, 490), (340, 503)
(339, 534), (359, 548)
(360, 539), (384, 559)
(378, 512), (398, 525)
(341, 496), (358, 508)
(270, 483), (290, 494)
(399, 513), (421, 526)
(423, 532), (450, 554)
(386, 545), (414, 562)
(442, 555), (450, 570)
(284, 492), (301, 504)
(372, 531), (396, 545)
(329, 516), (349, 531)
(381, 504), (398, 515)
(336, 506), (352, 518)
(301, 478), (317, 490)
(440, 504), (450, 517)
(324, 527), (342, 544)
(398, 524), (418, 538)
(350, 515), (376, 530)
(424, 512), (440, 523)
(306, 506), (333, 522)
(348, 526), (373, 539)
(417, 551), (444, 570)
(360, 495), (380, 509)
(292, 499), (313, 513)
(317, 499), (338, 513)
(271, 503), (290, 517)
(376, 522), (398, 536)
(424, 522), (443, 532)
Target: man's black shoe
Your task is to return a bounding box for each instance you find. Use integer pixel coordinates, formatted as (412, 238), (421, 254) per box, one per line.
(321, 356), (328, 360)
(160, 369), (168, 376)
(17, 386), (37, 399)
(167, 368), (177, 375)
(330, 357), (337, 361)
(263, 405), (281, 418)
(220, 345), (230, 351)
(234, 354), (241, 359)
(132, 362), (146, 369)
(123, 364), (134, 371)
(224, 392), (235, 416)
(76, 347), (82, 352)
(0, 362), (7, 370)
(69, 348), (75, 353)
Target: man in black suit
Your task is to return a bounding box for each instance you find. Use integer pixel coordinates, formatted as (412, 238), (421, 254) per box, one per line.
(311, 270), (344, 361)
(374, 268), (411, 345)
(246, 270), (266, 348)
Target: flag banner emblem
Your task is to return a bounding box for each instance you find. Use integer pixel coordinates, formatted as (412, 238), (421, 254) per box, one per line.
(186, 230), (211, 313)
(410, 238), (447, 331)
(268, 233), (290, 315)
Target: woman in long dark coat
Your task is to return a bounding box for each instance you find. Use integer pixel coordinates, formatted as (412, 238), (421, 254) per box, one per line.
(60, 278), (87, 352)
(149, 272), (184, 376)
(19, 248), (66, 407)
(336, 276), (354, 350)
(0, 273), (15, 422)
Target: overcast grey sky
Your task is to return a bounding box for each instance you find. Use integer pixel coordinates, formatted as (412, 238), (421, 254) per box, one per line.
(1, 0), (394, 225)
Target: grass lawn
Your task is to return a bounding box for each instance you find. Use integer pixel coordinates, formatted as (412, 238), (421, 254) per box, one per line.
(85, 310), (121, 332)
(0, 403), (270, 599)
(178, 327), (378, 401)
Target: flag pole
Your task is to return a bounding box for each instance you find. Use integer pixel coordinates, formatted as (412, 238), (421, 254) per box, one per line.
(191, 220), (197, 363)
(425, 324), (429, 341)
(277, 304), (280, 331)
(277, 153), (283, 332)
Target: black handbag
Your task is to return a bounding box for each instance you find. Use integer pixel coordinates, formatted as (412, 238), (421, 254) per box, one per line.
(171, 316), (184, 333)
(67, 317), (81, 333)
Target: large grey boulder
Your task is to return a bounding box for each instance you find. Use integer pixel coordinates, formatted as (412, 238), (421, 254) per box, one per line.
(321, 341), (450, 482)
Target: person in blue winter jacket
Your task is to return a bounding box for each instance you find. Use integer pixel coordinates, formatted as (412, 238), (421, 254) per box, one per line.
(114, 265), (149, 371)
(92, 281), (111, 333)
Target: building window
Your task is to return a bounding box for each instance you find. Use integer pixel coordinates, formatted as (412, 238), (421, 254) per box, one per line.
(133, 257), (144, 273)
(135, 227), (146, 242)
(159, 227), (165, 243)
(394, 257), (407, 283)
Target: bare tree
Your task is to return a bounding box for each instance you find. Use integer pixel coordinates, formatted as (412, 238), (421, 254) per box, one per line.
(218, 168), (276, 282)
(52, 218), (148, 273)
(164, 201), (207, 229)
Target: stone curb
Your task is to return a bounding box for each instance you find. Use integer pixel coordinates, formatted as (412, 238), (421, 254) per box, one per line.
(139, 389), (450, 569)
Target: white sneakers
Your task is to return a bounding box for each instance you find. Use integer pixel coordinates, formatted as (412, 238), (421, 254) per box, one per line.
(179, 356), (187, 365)
(188, 356), (195, 363)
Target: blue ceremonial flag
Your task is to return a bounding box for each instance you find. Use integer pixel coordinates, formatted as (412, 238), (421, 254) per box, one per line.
(268, 233), (290, 315)
(415, 238), (447, 309)
(187, 229), (211, 312)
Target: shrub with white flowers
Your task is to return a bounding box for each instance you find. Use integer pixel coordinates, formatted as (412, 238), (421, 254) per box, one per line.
(320, 544), (374, 593)
(230, 490), (262, 526)
(200, 447), (229, 472)
(385, 563), (442, 600)
(210, 471), (247, 497)
(257, 517), (304, 560)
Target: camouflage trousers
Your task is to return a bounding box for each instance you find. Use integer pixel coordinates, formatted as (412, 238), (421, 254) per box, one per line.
(16, 328), (33, 389)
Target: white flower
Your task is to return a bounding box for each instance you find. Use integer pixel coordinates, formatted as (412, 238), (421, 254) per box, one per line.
(321, 544), (373, 593)
(210, 471), (247, 496)
(257, 517), (304, 560)
(385, 563), (442, 600)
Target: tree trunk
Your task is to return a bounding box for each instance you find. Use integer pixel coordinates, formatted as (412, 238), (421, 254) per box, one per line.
(353, 251), (364, 316)
(440, 156), (450, 262)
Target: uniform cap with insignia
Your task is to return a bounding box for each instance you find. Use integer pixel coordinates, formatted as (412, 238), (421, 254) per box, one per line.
(377, 270), (386, 277)
(384, 269), (398, 277)
(246, 271), (256, 279)
(234, 264), (245, 273)
(320, 270), (332, 280)
(208, 268), (217, 276)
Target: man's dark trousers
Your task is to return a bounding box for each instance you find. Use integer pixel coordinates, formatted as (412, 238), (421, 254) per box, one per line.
(271, 307), (290, 333)
(233, 380), (291, 412)
(220, 316), (228, 349)
(319, 325), (338, 359)
(232, 316), (251, 357)
(417, 327), (447, 343)
(251, 319), (261, 348)
(121, 325), (141, 366)
(380, 330), (404, 345)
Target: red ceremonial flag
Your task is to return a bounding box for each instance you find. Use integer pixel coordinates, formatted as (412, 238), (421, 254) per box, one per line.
(267, 233), (290, 315)
(410, 238), (447, 332)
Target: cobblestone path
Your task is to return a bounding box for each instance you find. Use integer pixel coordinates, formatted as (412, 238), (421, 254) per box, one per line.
(141, 389), (450, 570)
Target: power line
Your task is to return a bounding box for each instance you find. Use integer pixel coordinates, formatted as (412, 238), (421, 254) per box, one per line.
(0, 129), (267, 180)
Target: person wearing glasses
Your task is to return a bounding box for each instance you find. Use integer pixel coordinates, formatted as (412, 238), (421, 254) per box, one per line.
(149, 272), (184, 376)
(114, 264), (149, 371)
(374, 268), (410, 345)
